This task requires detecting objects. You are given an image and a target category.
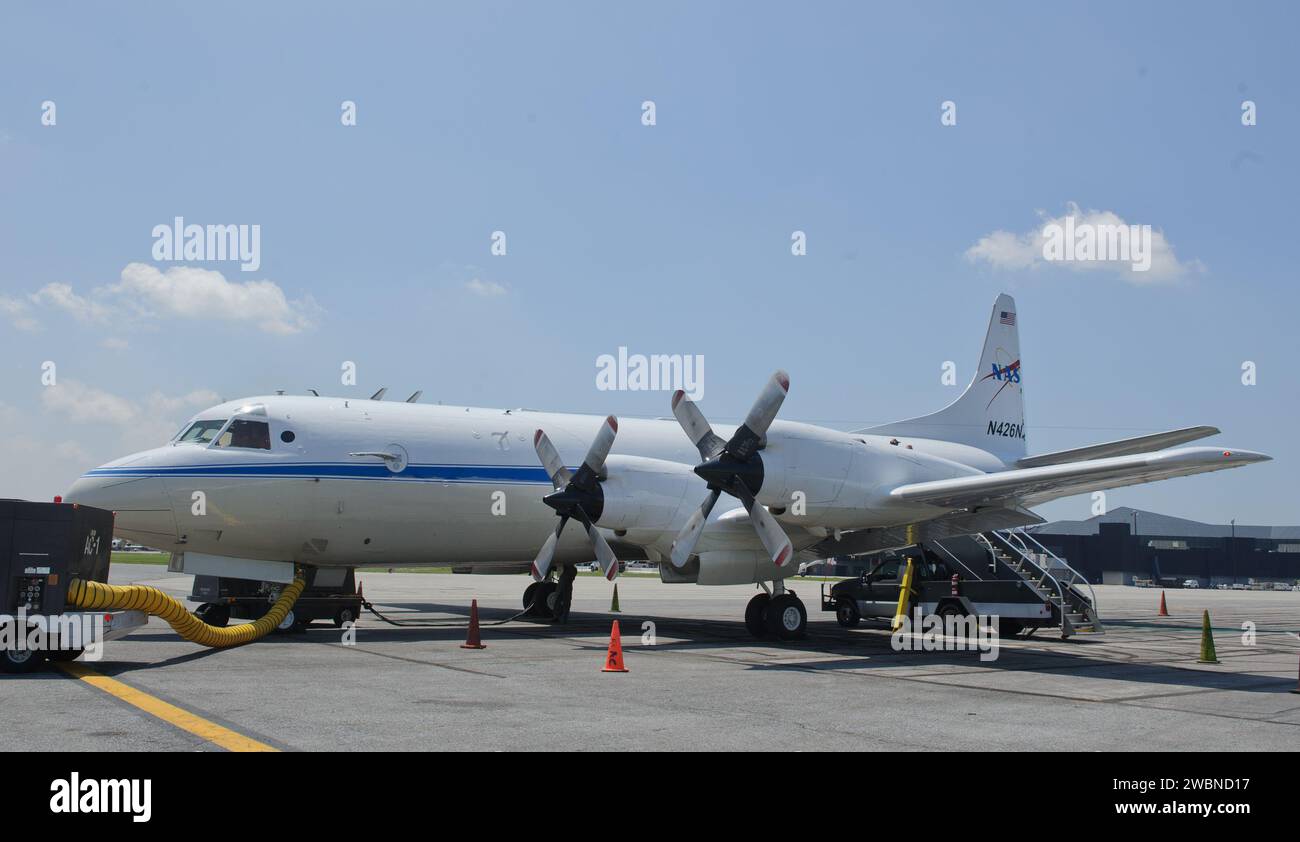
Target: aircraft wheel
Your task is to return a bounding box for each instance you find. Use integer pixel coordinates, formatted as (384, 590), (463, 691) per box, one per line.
(540, 582), (559, 618)
(274, 607), (298, 634)
(523, 581), (556, 618)
(835, 597), (861, 628)
(1, 646), (46, 673)
(766, 593), (807, 640)
(744, 593), (771, 638)
(998, 619), (1023, 637)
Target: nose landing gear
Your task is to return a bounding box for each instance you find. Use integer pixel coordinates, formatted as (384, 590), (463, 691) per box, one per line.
(521, 564), (578, 623)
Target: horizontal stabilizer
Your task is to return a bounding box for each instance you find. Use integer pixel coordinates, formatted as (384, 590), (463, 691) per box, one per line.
(1016, 426), (1220, 468)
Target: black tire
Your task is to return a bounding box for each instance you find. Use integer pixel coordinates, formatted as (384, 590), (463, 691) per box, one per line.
(766, 594), (808, 640)
(937, 601), (965, 619)
(835, 596), (861, 628)
(537, 582), (558, 618)
(333, 605), (359, 628)
(744, 593), (771, 638)
(1, 647), (45, 674)
(195, 603), (230, 627)
(46, 648), (84, 663)
(998, 618), (1023, 637)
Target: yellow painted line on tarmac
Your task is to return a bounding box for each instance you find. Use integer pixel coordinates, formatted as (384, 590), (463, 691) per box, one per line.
(56, 661), (278, 752)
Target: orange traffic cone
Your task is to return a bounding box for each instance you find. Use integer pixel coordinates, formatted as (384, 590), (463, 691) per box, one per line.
(1158, 591), (1169, 617)
(601, 620), (629, 673)
(461, 599), (486, 649)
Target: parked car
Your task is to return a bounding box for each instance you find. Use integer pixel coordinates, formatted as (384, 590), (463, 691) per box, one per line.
(1182, 579), (1200, 589)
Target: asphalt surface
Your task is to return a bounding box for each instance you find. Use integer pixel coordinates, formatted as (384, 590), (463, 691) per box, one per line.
(2, 564), (1298, 751)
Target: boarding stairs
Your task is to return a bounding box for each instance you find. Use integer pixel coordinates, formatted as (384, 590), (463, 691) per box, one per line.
(977, 529), (1104, 639)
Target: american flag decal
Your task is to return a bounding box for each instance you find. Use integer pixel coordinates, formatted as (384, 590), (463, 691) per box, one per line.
(1000, 311), (1016, 326)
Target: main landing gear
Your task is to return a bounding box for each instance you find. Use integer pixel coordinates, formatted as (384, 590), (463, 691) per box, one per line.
(744, 581), (807, 641)
(521, 564), (578, 623)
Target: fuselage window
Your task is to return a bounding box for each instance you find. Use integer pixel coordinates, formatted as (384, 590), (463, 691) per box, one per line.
(215, 419), (272, 450)
(177, 419), (228, 445)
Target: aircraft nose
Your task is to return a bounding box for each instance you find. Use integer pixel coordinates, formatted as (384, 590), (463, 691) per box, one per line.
(65, 468), (178, 546)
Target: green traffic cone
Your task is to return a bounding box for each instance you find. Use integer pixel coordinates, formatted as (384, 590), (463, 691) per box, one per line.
(610, 583), (621, 613)
(1197, 609), (1220, 664)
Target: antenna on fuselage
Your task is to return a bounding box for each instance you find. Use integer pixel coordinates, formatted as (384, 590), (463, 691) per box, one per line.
(370, 387), (387, 401)
(307, 389), (319, 396)
(405, 391), (423, 403)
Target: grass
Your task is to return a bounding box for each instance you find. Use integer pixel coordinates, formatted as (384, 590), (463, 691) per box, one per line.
(111, 552), (171, 566)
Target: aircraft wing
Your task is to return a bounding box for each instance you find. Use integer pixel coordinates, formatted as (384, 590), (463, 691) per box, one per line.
(1014, 426), (1220, 468)
(805, 505), (1043, 559)
(891, 446), (1270, 509)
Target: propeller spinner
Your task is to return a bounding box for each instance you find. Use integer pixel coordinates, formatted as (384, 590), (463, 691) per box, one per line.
(530, 416), (621, 582)
(669, 371), (794, 569)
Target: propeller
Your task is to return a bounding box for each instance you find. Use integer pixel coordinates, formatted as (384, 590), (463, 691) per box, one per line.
(669, 371), (794, 569)
(530, 416), (621, 583)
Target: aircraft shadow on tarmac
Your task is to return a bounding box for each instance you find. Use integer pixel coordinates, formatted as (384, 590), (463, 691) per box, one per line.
(283, 602), (1294, 696)
(20, 602), (1289, 696)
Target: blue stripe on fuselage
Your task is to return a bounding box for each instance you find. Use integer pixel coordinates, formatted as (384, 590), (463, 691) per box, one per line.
(83, 462), (557, 484)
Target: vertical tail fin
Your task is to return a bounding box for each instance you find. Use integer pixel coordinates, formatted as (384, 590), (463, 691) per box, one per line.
(862, 293), (1026, 464)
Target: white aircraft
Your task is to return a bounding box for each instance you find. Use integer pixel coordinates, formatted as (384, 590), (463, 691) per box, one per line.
(65, 294), (1269, 638)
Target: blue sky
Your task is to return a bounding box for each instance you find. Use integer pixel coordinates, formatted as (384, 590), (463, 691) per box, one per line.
(1, 1), (1296, 525)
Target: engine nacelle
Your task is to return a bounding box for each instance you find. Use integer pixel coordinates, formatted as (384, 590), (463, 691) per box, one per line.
(752, 422), (865, 524)
(595, 455), (699, 533)
(696, 549), (799, 585)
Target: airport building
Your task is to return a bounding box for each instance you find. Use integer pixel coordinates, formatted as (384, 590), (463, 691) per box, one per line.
(1025, 507), (1300, 588)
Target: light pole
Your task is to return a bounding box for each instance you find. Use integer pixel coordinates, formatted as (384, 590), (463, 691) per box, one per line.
(1230, 518), (1236, 585)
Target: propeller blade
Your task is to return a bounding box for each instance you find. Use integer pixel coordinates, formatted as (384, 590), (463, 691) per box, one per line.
(531, 514), (569, 581)
(532, 429), (572, 490)
(576, 510), (620, 581)
(670, 488), (722, 568)
(672, 391), (726, 461)
(732, 484), (793, 567)
(732, 370), (789, 456)
(581, 416), (618, 478)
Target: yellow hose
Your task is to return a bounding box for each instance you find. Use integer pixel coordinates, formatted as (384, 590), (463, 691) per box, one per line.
(67, 574), (307, 648)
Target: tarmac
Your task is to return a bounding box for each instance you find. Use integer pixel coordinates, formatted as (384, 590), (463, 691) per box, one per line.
(2, 563), (1298, 751)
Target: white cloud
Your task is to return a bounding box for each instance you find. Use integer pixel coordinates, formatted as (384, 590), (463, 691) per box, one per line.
(465, 277), (508, 297)
(0, 296), (39, 331)
(42, 379), (219, 428)
(41, 380), (139, 425)
(111, 263), (319, 334)
(965, 202), (1202, 283)
(11, 263), (320, 335)
(31, 282), (114, 323)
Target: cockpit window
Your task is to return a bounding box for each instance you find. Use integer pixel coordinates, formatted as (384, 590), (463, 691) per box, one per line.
(177, 419), (228, 444)
(215, 419), (271, 450)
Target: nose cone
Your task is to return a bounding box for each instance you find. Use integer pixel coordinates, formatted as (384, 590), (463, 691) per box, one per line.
(65, 454), (178, 546)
